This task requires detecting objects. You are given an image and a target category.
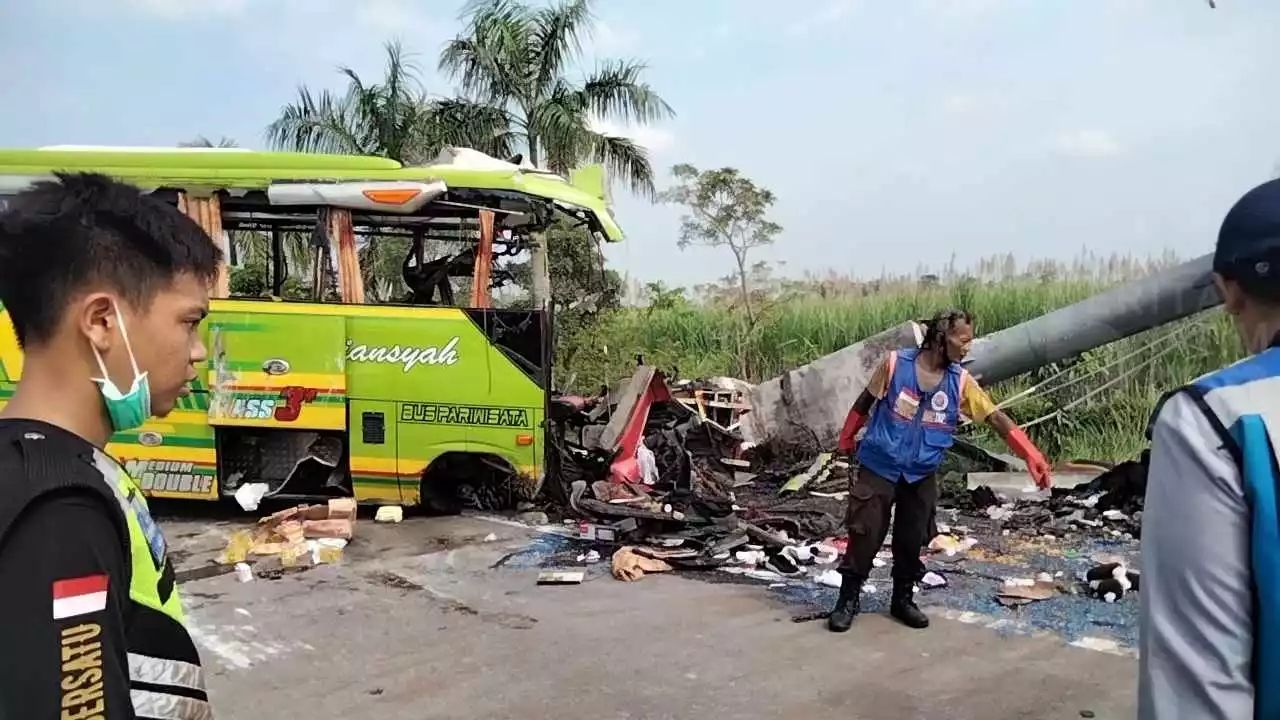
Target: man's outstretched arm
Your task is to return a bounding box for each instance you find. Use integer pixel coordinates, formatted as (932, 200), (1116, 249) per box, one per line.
(959, 371), (1053, 489)
(1138, 391), (1254, 720)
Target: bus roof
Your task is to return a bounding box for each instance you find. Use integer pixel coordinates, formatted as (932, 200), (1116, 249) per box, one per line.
(0, 147), (623, 242)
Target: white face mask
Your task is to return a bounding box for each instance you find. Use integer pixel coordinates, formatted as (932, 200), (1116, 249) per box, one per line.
(89, 304), (152, 432)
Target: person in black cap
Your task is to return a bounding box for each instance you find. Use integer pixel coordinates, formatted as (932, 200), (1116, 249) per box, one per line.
(1139, 178), (1280, 720)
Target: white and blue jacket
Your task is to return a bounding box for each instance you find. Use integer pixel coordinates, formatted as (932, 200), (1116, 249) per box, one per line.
(1140, 336), (1280, 720)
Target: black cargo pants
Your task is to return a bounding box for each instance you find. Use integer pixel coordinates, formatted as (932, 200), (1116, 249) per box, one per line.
(838, 466), (937, 582)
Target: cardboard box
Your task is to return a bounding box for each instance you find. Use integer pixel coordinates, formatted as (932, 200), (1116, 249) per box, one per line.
(302, 519), (354, 540)
(275, 520), (305, 545)
(328, 498), (357, 520)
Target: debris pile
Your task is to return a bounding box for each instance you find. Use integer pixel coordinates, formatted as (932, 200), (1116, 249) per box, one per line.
(963, 454), (1148, 540)
(219, 497), (356, 572)
(547, 367), (890, 589)
(547, 365), (1146, 608)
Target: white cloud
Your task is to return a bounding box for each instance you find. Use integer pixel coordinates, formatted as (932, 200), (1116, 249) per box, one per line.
(591, 21), (640, 55)
(1052, 130), (1124, 158)
(589, 118), (676, 155)
(786, 0), (857, 37)
(941, 92), (980, 116)
(918, 0), (1005, 16)
(1104, 0), (1152, 14)
(128, 0), (245, 18)
(355, 0), (441, 39)
(824, 0), (857, 21)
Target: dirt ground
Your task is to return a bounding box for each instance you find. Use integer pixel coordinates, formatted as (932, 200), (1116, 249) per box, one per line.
(161, 510), (1138, 720)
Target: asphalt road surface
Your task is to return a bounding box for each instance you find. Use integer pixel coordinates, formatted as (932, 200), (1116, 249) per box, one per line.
(161, 510), (1138, 720)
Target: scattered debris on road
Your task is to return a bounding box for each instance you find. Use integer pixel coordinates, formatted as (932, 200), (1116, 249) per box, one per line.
(548, 366), (1144, 554)
(536, 570), (585, 585)
(219, 498), (356, 570)
(1085, 561), (1141, 603)
(538, 362), (1148, 649)
(611, 546), (674, 582)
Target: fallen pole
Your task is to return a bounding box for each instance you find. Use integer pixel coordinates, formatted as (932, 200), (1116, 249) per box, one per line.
(965, 253), (1220, 385)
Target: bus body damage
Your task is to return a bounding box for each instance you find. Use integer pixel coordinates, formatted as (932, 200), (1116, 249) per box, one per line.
(0, 146), (620, 509)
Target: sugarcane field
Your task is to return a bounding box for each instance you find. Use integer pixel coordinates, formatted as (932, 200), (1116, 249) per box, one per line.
(2, 1), (1278, 719)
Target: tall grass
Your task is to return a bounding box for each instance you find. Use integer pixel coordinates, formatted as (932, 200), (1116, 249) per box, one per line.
(561, 253), (1245, 462)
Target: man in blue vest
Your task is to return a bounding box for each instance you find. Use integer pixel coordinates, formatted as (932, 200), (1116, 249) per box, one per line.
(1139, 179), (1280, 720)
(828, 309), (1054, 632)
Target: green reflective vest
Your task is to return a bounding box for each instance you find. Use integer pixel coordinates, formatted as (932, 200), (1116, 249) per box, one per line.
(0, 424), (212, 720)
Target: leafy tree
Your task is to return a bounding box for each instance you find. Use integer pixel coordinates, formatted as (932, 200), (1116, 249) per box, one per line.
(643, 281), (689, 312)
(229, 261), (313, 301)
(507, 218), (622, 387)
(441, 0), (674, 196)
(659, 163), (782, 326)
(358, 236), (414, 303)
(265, 39), (513, 164)
(229, 263), (268, 298)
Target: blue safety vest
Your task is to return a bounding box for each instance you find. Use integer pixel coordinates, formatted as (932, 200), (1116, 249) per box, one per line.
(856, 348), (963, 483)
(1174, 342), (1280, 720)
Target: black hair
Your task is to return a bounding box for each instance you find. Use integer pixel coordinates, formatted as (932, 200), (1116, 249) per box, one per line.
(1217, 251), (1280, 305)
(0, 172), (223, 348)
(920, 308), (975, 350)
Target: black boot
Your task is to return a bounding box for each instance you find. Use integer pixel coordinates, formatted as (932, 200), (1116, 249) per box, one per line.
(827, 573), (863, 633)
(890, 580), (929, 629)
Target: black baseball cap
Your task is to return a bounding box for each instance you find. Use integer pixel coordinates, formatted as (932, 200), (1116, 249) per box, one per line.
(1216, 178), (1280, 280)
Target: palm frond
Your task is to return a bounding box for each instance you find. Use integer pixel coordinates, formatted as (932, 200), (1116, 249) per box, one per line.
(441, 0), (533, 105)
(442, 0), (673, 190)
(588, 132), (656, 199)
(269, 40), (501, 164)
(581, 59), (674, 125)
(529, 88), (591, 173)
(417, 99), (518, 161)
(231, 232), (271, 267)
(533, 0), (593, 92)
(264, 86), (368, 155)
(180, 135), (238, 148)
(334, 41), (429, 161)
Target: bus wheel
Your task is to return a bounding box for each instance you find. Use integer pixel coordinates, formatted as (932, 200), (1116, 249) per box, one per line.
(418, 452), (528, 514)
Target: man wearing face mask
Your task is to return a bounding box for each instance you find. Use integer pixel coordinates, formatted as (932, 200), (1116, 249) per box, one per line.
(827, 309), (1054, 633)
(0, 173), (221, 719)
(1139, 179), (1280, 720)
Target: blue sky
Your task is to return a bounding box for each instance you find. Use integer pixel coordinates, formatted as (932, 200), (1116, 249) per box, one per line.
(1, 0), (1275, 288)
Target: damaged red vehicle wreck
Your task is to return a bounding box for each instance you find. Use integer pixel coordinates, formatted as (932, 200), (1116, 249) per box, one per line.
(544, 366), (847, 574)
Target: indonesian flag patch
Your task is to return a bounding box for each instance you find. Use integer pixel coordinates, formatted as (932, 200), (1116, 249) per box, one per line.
(52, 575), (109, 620)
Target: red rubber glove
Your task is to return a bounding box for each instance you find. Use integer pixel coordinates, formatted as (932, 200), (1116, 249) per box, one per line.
(837, 407), (868, 454)
(1006, 427), (1053, 489)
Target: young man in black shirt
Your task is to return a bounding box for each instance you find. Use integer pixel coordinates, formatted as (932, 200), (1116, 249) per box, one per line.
(0, 173), (222, 719)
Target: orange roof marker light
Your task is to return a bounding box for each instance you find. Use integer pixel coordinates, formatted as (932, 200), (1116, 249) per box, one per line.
(267, 180), (447, 214)
(362, 187), (422, 206)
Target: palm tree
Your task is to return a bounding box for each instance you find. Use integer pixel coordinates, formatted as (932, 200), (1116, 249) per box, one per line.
(179, 135), (239, 148)
(265, 41), (517, 297)
(441, 0), (675, 197)
(265, 39), (513, 164)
